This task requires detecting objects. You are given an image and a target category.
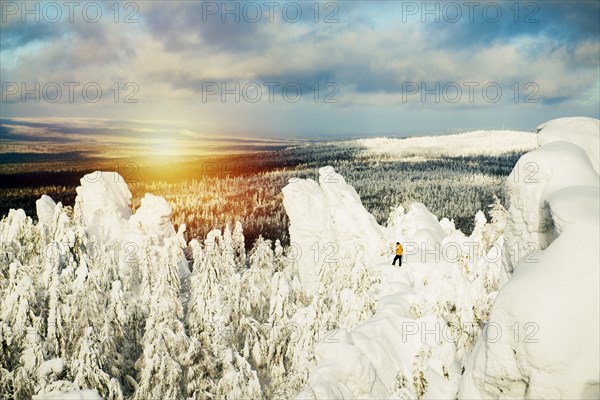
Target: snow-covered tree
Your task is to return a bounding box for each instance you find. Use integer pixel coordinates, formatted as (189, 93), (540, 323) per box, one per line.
(233, 221), (246, 268)
(134, 236), (193, 400)
(12, 327), (44, 399)
(187, 237), (228, 346)
(71, 326), (121, 399)
(215, 349), (262, 400)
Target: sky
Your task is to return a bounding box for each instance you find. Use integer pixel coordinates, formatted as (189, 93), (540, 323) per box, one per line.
(0, 0), (599, 150)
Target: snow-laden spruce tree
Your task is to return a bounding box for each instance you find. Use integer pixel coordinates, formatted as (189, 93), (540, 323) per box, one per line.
(188, 232), (231, 347)
(230, 236), (276, 370)
(12, 327), (44, 399)
(264, 270), (299, 398)
(44, 253), (65, 362)
(134, 235), (199, 400)
(233, 220), (246, 268)
(1, 263), (37, 365)
(222, 224), (238, 276)
(215, 349), (263, 400)
(99, 281), (127, 387)
(242, 236), (275, 323)
(71, 326), (121, 399)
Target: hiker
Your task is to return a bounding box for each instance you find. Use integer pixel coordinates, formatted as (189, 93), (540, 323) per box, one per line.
(393, 242), (403, 266)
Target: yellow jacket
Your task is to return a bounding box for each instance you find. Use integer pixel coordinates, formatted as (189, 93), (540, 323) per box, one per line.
(396, 243), (403, 256)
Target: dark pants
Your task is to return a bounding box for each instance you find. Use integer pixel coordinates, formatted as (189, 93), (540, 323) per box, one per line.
(393, 255), (402, 266)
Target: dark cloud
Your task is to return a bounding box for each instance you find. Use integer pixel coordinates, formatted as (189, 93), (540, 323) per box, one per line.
(425, 1), (599, 50)
(540, 95), (571, 106)
(0, 22), (62, 49)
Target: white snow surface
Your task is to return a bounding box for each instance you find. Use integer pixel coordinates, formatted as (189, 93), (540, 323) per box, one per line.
(536, 116), (599, 173)
(294, 118), (599, 399)
(128, 192), (176, 240)
(39, 358), (64, 378)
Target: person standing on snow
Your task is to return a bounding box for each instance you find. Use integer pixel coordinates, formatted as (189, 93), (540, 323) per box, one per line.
(393, 242), (403, 266)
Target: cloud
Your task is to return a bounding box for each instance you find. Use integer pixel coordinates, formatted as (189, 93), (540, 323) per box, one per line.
(0, 0), (598, 137)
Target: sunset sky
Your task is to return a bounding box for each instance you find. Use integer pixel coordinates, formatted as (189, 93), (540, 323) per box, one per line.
(1, 0), (599, 149)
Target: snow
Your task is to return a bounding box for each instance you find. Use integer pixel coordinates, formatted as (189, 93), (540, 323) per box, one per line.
(354, 130), (538, 161)
(129, 193), (176, 240)
(32, 389), (102, 400)
(39, 358), (64, 378)
(282, 166), (385, 296)
(2, 121), (597, 399)
(291, 169), (507, 399)
(1, 208), (28, 243)
(296, 118), (599, 399)
(71, 171), (188, 277)
(460, 117), (600, 399)
(536, 116), (599, 173)
(36, 195), (57, 226)
(75, 171), (179, 244)
(74, 171), (132, 242)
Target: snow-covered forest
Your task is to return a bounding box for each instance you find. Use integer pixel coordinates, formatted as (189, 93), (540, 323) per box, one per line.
(1, 130), (538, 248)
(1, 119), (598, 399)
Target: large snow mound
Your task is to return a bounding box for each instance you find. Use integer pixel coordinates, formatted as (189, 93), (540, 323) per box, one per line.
(536, 116), (599, 173)
(460, 117), (600, 399)
(354, 130), (538, 160)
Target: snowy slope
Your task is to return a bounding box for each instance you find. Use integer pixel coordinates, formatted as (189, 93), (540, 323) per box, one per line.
(354, 130), (538, 160)
(295, 118), (599, 399)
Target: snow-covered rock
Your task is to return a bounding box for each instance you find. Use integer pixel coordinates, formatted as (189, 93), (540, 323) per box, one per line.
(536, 116), (599, 173)
(129, 193), (176, 241)
(294, 168), (507, 399)
(385, 202), (447, 249)
(70, 171), (187, 278)
(72, 171), (179, 245)
(36, 195), (57, 226)
(460, 117), (600, 399)
(282, 166), (385, 297)
(74, 171), (132, 242)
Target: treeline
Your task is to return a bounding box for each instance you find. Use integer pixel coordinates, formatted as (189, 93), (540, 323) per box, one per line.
(0, 142), (526, 246)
